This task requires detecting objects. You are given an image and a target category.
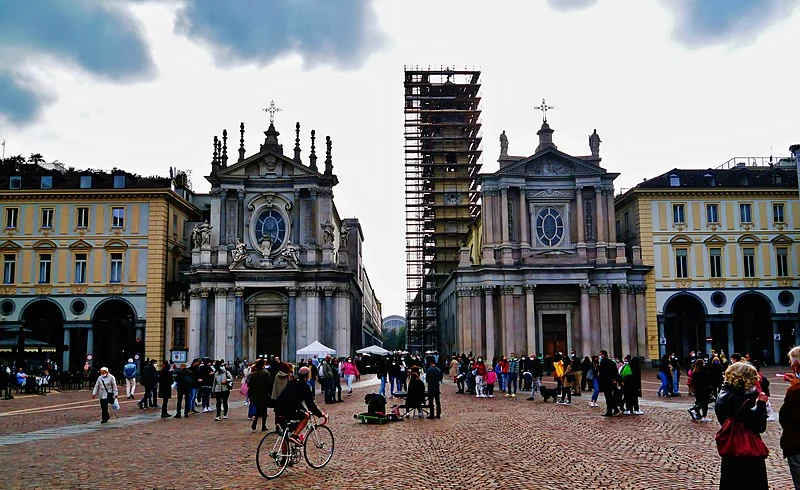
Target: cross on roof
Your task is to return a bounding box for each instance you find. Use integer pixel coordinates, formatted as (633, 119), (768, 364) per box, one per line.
(534, 98), (554, 123)
(263, 100), (282, 124)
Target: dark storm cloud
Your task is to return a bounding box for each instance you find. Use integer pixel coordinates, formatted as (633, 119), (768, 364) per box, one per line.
(173, 0), (384, 69)
(0, 0), (154, 125)
(666, 0), (797, 47)
(546, 0), (599, 11)
(0, 72), (44, 125)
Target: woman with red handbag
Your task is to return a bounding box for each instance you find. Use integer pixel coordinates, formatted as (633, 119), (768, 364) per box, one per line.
(714, 361), (769, 489)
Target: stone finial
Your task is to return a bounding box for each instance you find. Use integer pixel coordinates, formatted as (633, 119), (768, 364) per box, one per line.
(213, 136), (219, 162)
(261, 122), (281, 153)
(222, 129), (228, 167)
(535, 121), (556, 153)
(238, 122), (246, 161)
(324, 136), (332, 175)
(294, 122), (302, 163)
(309, 130), (318, 171)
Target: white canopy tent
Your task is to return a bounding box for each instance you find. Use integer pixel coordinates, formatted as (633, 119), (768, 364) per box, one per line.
(356, 345), (391, 356)
(296, 340), (336, 360)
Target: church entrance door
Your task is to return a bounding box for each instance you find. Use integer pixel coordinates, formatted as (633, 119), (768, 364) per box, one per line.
(256, 317), (282, 359)
(541, 314), (568, 358)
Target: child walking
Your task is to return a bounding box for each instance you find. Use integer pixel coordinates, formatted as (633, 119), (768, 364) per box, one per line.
(485, 369), (497, 398)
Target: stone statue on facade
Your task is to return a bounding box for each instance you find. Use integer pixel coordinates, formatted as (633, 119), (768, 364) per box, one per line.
(192, 221), (212, 249)
(589, 129), (601, 157)
(321, 219), (335, 246)
(280, 239), (301, 267)
(339, 223), (351, 249)
(231, 239), (248, 264)
(500, 130), (509, 156)
(259, 233), (273, 256)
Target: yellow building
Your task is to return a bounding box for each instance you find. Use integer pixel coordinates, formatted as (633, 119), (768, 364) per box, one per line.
(615, 157), (799, 364)
(0, 159), (200, 373)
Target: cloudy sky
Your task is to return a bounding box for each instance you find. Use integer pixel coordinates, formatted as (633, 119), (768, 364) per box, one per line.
(1, 0), (798, 316)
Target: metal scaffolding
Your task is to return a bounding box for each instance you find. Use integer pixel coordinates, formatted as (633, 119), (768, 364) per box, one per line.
(404, 67), (482, 354)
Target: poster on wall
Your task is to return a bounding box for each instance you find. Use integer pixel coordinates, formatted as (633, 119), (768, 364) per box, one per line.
(171, 350), (188, 364)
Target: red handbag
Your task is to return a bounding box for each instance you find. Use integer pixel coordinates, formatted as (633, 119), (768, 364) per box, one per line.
(715, 399), (769, 459)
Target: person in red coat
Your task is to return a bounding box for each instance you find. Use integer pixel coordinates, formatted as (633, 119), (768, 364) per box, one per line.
(780, 346), (800, 488)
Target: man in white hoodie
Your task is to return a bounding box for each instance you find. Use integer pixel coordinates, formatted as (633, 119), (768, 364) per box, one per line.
(91, 367), (118, 423)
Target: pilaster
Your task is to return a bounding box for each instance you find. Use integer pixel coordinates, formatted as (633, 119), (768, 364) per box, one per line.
(234, 287), (244, 361)
(214, 287), (229, 360)
(524, 284), (536, 355)
(483, 285), (495, 359)
(189, 288), (201, 361)
(619, 284), (631, 358)
(597, 284), (611, 354)
(579, 283), (591, 357)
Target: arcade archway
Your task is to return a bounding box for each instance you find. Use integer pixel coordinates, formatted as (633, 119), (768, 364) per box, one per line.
(19, 299), (63, 367)
(663, 294), (706, 357)
(92, 299), (137, 374)
(732, 293), (773, 364)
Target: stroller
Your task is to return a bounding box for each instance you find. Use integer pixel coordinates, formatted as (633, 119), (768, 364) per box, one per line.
(353, 393), (390, 424)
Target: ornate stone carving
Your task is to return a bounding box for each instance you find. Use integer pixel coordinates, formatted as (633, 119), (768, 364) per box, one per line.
(106, 284), (123, 295)
(743, 278), (759, 288)
(339, 222), (350, 249)
(237, 189), (246, 199)
(676, 279), (693, 289)
(192, 221), (212, 249)
(199, 287), (210, 298)
(456, 287), (471, 297)
(597, 284), (612, 294)
(321, 220), (335, 245)
(528, 188), (573, 199)
(286, 286), (299, 297)
(537, 302), (574, 311)
(35, 285), (53, 295)
(500, 285), (515, 295)
(524, 284), (537, 292)
(500, 130), (508, 156)
(189, 288), (200, 298)
(226, 199), (237, 245)
(481, 285), (495, 295)
(233, 287), (244, 297)
(579, 283), (590, 294)
(322, 287), (335, 297)
(526, 159), (571, 176)
(584, 200), (594, 241)
(618, 284), (630, 294)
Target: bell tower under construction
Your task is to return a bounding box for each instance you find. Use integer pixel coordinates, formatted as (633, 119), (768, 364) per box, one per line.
(404, 67), (482, 354)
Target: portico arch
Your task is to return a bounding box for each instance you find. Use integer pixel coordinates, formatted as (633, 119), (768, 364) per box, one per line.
(662, 293), (706, 357)
(245, 290), (289, 360)
(732, 292), (773, 364)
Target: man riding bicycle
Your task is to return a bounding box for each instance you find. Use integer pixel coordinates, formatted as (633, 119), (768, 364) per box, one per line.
(273, 366), (327, 445)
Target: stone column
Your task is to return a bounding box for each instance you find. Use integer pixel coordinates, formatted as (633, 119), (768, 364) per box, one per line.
(606, 187), (616, 244)
(635, 286), (648, 359)
(323, 287), (335, 348)
(86, 327), (94, 358)
(726, 321), (734, 359)
(483, 286), (495, 359)
(658, 317), (666, 358)
(500, 285), (514, 354)
(580, 283), (591, 357)
(306, 287), (320, 343)
(619, 285), (631, 358)
(482, 191), (496, 264)
(525, 284), (537, 355)
(500, 187), (510, 244)
(237, 189), (245, 241)
(575, 186), (585, 243)
(188, 289), (200, 361)
(214, 287), (229, 360)
(234, 287), (244, 361)
(772, 321), (781, 365)
(63, 329), (70, 369)
(292, 189), (301, 246)
(595, 187), (605, 243)
(285, 287), (297, 362)
(705, 321), (712, 357)
(209, 189), (222, 247)
(598, 284), (611, 353)
(519, 188), (529, 249)
(471, 290), (482, 356)
(199, 288), (209, 357)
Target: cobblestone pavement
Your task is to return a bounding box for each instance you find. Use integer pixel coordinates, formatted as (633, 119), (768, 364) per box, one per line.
(0, 368), (794, 489)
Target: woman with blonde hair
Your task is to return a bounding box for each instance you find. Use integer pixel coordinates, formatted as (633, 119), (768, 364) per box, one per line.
(715, 361), (769, 489)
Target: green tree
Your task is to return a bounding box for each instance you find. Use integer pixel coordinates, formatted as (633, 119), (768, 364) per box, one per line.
(397, 326), (407, 351)
(28, 153), (44, 164)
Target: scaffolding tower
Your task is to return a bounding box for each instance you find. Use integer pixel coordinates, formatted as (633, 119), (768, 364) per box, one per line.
(404, 67), (482, 354)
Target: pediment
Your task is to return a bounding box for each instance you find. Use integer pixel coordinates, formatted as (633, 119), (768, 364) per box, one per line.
(703, 234), (727, 245)
(493, 148), (606, 178)
(217, 148), (322, 180)
(737, 234), (761, 244)
(771, 234), (793, 244)
(33, 239), (56, 249)
(68, 239), (93, 249)
(103, 238), (128, 249)
(670, 235), (693, 245)
(0, 240), (21, 250)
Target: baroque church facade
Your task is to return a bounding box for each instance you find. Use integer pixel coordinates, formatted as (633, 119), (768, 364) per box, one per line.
(185, 115), (382, 363)
(439, 119), (651, 361)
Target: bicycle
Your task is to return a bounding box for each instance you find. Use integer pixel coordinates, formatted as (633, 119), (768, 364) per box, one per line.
(256, 414), (335, 479)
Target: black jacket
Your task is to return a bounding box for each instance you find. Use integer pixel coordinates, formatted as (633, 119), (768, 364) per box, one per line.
(406, 377), (425, 408)
(141, 363), (157, 386)
(598, 357), (620, 389)
(157, 368), (173, 399)
(530, 358), (543, 378)
(715, 386), (767, 436)
(274, 379), (323, 418)
(175, 367), (193, 392)
(248, 369), (273, 408)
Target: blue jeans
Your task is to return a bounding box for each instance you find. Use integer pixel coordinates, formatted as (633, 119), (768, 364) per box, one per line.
(505, 373), (517, 394)
(672, 371), (680, 394)
(389, 376), (395, 396)
(307, 379), (316, 396)
(188, 388), (198, 411)
(498, 371), (505, 391)
(378, 375), (386, 396)
(658, 372), (669, 396)
(591, 378), (600, 402)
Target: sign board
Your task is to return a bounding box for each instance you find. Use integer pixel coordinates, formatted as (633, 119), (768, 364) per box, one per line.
(86, 354), (93, 361)
(659, 338), (667, 345)
(774, 334), (781, 341)
(171, 350), (188, 364)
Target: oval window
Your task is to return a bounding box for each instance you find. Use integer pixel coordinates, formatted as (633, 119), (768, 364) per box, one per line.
(535, 207), (564, 247)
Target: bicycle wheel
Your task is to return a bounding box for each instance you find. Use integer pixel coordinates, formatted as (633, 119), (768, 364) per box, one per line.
(256, 431), (290, 479)
(303, 424), (335, 468)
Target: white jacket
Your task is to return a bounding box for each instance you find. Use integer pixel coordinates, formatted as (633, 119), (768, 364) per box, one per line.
(92, 374), (118, 400)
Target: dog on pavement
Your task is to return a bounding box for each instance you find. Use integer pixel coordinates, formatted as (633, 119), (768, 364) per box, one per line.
(538, 385), (559, 403)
